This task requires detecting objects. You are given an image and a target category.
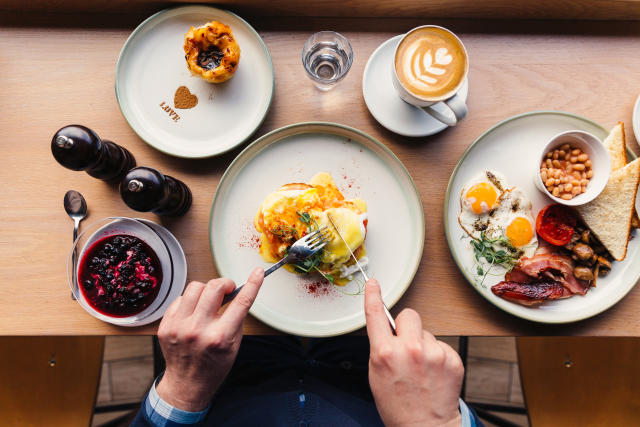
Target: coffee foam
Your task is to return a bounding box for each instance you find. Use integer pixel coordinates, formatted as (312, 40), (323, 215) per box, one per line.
(395, 27), (467, 99)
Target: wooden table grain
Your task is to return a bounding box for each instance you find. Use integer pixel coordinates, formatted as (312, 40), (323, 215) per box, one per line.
(1, 13), (639, 336)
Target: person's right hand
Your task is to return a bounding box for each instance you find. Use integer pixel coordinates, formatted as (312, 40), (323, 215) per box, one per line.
(365, 279), (464, 427)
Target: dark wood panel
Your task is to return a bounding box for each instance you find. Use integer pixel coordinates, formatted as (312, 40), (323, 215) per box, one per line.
(0, 337), (104, 426)
(1, 0), (640, 20)
(517, 337), (640, 426)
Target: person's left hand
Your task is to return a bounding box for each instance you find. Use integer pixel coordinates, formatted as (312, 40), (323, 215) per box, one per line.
(155, 268), (265, 411)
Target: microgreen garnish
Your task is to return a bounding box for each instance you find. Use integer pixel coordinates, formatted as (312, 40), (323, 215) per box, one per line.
(290, 211), (327, 277)
(297, 211), (312, 224)
(472, 232), (521, 287)
(334, 276), (366, 296)
(270, 225), (298, 241)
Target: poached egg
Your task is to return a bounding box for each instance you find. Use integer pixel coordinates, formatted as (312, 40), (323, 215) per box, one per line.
(255, 172), (368, 278)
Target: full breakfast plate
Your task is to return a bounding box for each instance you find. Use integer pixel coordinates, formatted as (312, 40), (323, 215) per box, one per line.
(115, 6), (274, 158)
(445, 111), (640, 323)
(210, 122), (424, 336)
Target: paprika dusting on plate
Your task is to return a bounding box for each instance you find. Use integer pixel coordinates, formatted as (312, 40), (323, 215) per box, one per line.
(303, 280), (335, 298)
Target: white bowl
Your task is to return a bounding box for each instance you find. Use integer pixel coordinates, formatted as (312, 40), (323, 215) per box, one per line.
(534, 130), (611, 206)
(68, 217), (175, 326)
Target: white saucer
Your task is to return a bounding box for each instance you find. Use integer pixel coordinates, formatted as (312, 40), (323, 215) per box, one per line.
(131, 219), (187, 326)
(115, 6), (274, 158)
(362, 35), (469, 137)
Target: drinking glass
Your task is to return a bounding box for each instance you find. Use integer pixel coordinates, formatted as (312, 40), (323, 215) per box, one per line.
(302, 31), (353, 91)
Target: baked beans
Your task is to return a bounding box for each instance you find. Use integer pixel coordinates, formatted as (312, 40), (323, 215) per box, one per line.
(541, 143), (592, 200)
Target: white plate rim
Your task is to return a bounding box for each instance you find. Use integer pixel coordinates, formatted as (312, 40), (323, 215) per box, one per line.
(209, 121), (425, 336)
(114, 5), (275, 159)
(443, 110), (639, 324)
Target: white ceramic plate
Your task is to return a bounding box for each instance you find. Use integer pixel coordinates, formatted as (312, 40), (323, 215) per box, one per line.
(362, 35), (469, 137)
(209, 123), (424, 336)
(444, 111), (640, 324)
(116, 6), (274, 158)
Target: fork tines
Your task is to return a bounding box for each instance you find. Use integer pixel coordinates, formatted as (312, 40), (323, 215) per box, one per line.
(304, 226), (327, 240)
(307, 226), (331, 249)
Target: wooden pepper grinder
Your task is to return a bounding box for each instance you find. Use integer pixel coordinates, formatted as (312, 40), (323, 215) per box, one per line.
(51, 125), (136, 182)
(120, 167), (192, 217)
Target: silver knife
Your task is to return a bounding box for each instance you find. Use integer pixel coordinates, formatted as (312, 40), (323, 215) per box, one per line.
(326, 213), (396, 332)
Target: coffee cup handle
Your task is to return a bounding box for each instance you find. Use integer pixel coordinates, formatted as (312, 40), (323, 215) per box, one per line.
(420, 92), (468, 127)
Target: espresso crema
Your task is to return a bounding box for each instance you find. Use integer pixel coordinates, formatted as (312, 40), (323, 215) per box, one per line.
(395, 27), (467, 99)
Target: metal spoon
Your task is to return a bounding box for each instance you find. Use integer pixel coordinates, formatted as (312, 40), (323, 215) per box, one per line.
(64, 190), (87, 300)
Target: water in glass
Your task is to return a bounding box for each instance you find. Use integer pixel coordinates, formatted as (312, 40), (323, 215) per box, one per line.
(302, 31), (353, 91)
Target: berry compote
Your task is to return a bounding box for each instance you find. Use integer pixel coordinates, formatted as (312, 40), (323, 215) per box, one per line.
(78, 234), (162, 317)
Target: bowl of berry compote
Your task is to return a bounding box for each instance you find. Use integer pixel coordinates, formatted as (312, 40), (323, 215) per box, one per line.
(68, 217), (174, 326)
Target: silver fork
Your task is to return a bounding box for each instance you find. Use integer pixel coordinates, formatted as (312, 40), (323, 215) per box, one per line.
(221, 227), (332, 305)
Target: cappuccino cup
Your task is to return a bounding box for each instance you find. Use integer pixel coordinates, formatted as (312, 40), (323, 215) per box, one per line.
(391, 25), (469, 127)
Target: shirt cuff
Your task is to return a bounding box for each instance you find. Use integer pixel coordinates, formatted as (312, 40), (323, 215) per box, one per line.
(459, 398), (475, 427)
(144, 377), (210, 426)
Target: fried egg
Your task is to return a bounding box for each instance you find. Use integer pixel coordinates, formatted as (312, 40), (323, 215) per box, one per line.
(489, 189), (538, 257)
(255, 172), (368, 282)
(461, 171), (507, 215)
(459, 171), (507, 239)
(459, 172), (538, 258)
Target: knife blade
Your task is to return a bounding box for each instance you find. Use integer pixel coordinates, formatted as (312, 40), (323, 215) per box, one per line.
(326, 213), (369, 281)
(326, 213), (396, 332)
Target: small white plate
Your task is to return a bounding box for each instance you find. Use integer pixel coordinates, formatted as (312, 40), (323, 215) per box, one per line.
(444, 111), (640, 324)
(362, 35), (469, 137)
(116, 6), (274, 158)
(209, 123), (425, 337)
(132, 219), (187, 326)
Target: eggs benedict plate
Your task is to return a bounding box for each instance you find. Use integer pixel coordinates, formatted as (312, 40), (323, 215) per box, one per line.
(255, 172), (368, 285)
(209, 122), (425, 337)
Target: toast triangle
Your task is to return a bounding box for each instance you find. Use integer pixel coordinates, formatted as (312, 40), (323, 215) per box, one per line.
(574, 158), (640, 261)
(604, 122), (628, 171)
(603, 122), (639, 229)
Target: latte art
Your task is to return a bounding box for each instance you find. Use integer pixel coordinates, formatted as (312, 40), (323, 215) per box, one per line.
(395, 27), (467, 99)
(408, 45), (452, 85)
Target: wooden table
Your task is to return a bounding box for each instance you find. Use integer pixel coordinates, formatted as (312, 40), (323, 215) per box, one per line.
(2, 7), (640, 336)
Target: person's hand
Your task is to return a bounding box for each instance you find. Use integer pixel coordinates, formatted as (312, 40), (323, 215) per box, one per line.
(365, 279), (464, 427)
(155, 268), (265, 412)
